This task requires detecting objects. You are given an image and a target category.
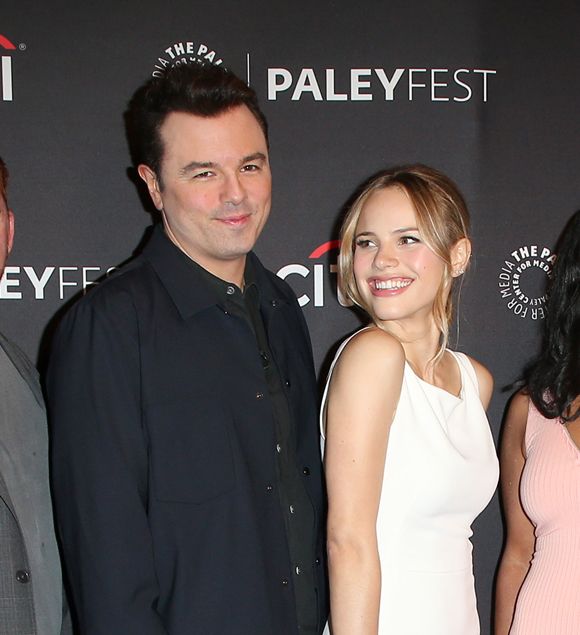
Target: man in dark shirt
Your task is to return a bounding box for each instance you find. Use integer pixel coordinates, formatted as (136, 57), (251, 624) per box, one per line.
(47, 63), (328, 635)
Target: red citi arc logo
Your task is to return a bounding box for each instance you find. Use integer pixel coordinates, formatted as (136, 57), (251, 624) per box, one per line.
(1, 34), (16, 102)
(308, 240), (340, 259)
(276, 240), (341, 308)
(0, 35), (16, 50)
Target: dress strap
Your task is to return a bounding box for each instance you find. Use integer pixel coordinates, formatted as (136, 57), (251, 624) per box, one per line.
(525, 398), (545, 448)
(447, 350), (479, 398)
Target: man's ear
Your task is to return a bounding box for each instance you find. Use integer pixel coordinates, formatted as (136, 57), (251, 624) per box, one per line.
(450, 237), (471, 277)
(7, 210), (14, 254)
(137, 165), (164, 211)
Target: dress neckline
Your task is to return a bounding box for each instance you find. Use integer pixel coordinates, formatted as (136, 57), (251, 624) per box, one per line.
(404, 351), (464, 402)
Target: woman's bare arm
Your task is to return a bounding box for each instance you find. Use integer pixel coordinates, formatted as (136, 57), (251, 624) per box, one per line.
(325, 328), (405, 635)
(495, 391), (536, 635)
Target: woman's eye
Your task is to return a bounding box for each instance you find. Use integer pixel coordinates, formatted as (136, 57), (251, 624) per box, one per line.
(400, 235), (420, 245)
(355, 238), (374, 249)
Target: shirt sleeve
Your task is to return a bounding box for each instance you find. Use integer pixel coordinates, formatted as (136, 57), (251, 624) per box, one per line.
(47, 297), (168, 635)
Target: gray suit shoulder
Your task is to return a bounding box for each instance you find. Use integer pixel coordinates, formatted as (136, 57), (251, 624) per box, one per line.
(0, 331), (43, 409)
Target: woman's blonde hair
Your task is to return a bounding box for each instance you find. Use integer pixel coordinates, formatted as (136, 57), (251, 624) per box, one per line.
(339, 164), (470, 362)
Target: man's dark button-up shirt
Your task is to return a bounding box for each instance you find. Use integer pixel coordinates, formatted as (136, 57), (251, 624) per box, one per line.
(47, 225), (328, 635)
(194, 260), (318, 634)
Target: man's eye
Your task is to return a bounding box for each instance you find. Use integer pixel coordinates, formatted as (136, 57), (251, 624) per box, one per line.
(241, 164), (260, 172)
(193, 171), (213, 179)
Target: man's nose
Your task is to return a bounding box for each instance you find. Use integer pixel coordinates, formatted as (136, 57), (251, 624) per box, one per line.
(221, 172), (246, 205)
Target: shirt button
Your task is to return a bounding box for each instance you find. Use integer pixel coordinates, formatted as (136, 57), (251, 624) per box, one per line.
(295, 567), (301, 575)
(276, 444), (282, 453)
(285, 379), (291, 387)
(270, 300), (278, 307)
(266, 484), (273, 491)
(303, 467), (310, 476)
(226, 285), (235, 295)
(289, 505), (295, 514)
(256, 392), (264, 399)
(16, 570), (30, 584)
(282, 578), (289, 585)
(315, 558), (321, 566)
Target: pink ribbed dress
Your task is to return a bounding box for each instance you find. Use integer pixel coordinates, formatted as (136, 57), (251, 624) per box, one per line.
(509, 402), (580, 634)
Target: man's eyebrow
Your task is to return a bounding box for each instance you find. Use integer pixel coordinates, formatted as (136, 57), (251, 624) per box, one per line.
(242, 152), (267, 164)
(179, 161), (216, 176)
(179, 153), (268, 176)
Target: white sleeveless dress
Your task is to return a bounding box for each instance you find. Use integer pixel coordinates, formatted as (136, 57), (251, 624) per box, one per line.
(321, 331), (499, 634)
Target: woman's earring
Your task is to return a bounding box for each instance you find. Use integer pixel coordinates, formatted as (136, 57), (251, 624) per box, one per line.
(454, 269), (465, 276)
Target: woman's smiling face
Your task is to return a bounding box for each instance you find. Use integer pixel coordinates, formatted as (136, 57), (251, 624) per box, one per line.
(353, 186), (446, 326)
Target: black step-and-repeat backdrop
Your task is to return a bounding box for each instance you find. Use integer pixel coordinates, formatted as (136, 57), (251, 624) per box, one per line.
(2, 1), (580, 632)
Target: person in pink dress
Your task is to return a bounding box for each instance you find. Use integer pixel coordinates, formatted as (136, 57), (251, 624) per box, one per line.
(495, 210), (580, 635)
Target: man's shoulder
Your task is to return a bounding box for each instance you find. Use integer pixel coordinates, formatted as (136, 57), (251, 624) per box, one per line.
(60, 254), (156, 330)
(0, 331), (36, 373)
(0, 330), (28, 362)
(77, 254), (153, 307)
(0, 331), (43, 406)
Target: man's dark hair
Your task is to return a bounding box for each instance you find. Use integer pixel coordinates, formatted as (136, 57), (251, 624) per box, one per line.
(127, 62), (268, 186)
(0, 156), (8, 205)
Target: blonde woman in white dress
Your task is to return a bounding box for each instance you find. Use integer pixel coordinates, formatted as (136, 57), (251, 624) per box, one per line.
(321, 164), (498, 635)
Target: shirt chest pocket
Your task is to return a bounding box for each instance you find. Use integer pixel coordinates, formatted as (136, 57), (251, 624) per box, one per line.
(145, 396), (236, 504)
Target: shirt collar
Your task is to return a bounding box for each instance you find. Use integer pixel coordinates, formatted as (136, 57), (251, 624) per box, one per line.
(142, 225), (277, 320)
(192, 253), (259, 311)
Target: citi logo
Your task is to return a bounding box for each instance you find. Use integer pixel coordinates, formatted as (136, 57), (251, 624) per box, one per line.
(0, 34), (16, 102)
(277, 241), (341, 308)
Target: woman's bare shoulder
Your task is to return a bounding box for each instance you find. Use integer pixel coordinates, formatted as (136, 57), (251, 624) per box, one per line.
(335, 327), (405, 376)
(501, 390), (530, 465)
(506, 390), (530, 427)
(342, 326), (404, 358)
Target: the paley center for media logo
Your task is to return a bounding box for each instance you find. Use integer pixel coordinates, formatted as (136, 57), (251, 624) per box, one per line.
(152, 41), (224, 77)
(498, 244), (555, 320)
